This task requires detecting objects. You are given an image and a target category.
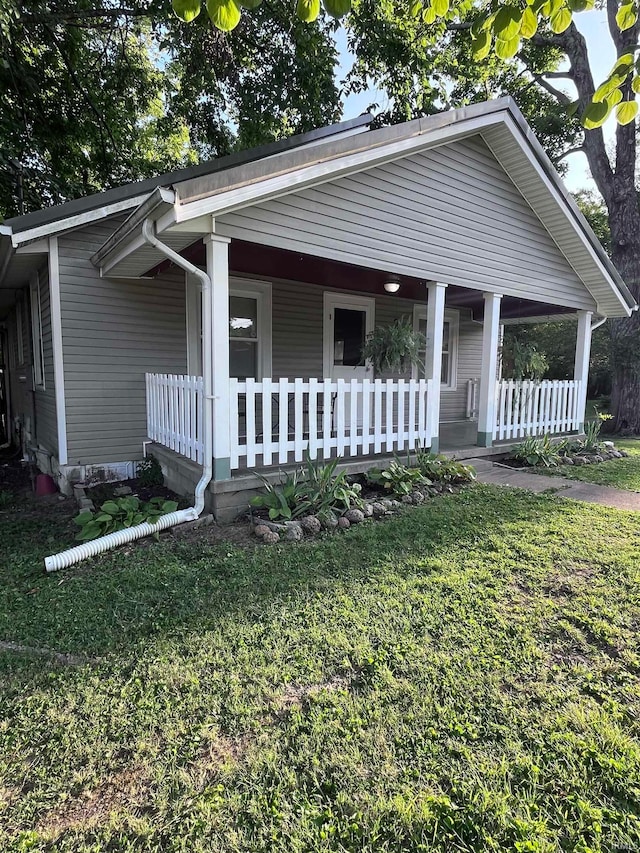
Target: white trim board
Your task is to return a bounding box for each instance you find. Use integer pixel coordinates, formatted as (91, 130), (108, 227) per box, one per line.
(48, 236), (68, 466)
(413, 306), (459, 390)
(323, 291), (375, 380)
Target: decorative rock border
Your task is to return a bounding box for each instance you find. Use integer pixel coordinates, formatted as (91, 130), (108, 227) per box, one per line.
(558, 441), (629, 467)
(251, 484), (463, 544)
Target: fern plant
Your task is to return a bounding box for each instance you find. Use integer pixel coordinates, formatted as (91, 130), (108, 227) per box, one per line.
(361, 318), (424, 376)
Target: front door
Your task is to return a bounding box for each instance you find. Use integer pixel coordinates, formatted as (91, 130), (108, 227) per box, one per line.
(323, 293), (374, 429)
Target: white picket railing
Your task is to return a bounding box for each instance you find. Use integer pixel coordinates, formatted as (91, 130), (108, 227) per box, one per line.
(229, 377), (435, 470)
(146, 373), (204, 463)
(494, 379), (583, 441)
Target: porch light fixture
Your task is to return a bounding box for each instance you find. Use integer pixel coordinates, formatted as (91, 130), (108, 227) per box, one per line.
(383, 275), (401, 294)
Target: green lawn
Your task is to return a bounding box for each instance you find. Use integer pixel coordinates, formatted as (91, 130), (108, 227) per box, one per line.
(548, 439), (640, 491)
(1, 487), (640, 852)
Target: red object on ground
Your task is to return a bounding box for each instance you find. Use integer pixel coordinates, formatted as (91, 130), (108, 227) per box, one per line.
(35, 473), (57, 496)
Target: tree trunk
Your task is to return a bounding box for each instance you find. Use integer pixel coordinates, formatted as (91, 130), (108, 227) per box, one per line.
(608, 200), (640, 433)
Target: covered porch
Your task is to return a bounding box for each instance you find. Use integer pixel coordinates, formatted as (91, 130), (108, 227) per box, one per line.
(141, 239), (591, 476)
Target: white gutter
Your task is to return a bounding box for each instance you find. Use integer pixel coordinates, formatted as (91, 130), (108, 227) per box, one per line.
(591, 316), (608, 332)
(44, 218), (214, 571)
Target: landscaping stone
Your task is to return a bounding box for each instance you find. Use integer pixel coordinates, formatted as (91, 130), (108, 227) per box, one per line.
(362, 503), (374, 518)
(337, 517), (351, 529)
(401, 494), (413, 505)
(262, 531), (280, 544)
(603, 440), (615, 449)
(592, 455), (604, 463)
(284, 523), (304, 542)
(344, 508), (364, 524)
(300, 515), (321, 535)
(411, 491), (425, 503)
(254, 524), (270, 538)
(78, 497), (95, 511)
(572, 456), (588, 465)
(611, 450), (623, 458)
(381, 499), (394, 511)
(321, 512), (339, 530)
(372, 502), (387, 517)
(113, 485), (133, 497)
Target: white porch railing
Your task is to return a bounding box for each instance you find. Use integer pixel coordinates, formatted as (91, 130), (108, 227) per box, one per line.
(146, 373), (204, 463)
(494, 379), (583, 441)
(230, 377), (435, 470)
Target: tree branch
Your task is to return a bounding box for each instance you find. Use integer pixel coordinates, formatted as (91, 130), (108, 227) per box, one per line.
(17, 9), (148, 25)
(531, 73), (571, 105)
(556, 145), (585, 162)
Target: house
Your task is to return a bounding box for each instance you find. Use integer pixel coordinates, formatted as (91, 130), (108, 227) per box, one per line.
(0, 97), (636, 521)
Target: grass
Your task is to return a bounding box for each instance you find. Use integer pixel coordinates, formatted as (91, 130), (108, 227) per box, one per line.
(1, 486), (640, 851)
(543, 439), (640, 491)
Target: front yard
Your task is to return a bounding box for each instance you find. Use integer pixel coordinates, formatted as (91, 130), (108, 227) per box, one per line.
(1, 485), (640, 851)
(540, 438), (640, 491)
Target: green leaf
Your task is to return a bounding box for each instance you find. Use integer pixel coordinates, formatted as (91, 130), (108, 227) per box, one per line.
(206, 0), (242, 30)
(172, 0), (201, 21)
(550, 6), (572, 33)
(616, 99), (639, 124)
(296, 0), (320, 21)
(567, 0), (591, 10)
(422, 5), (437, 23)
(75, 522), (102, 541)
(520, 6), (538, 37)
(582, 99), (612, 129)
(100, 501), (121, 516)
(593, 74), (626, 102)
(161, 500), (179, 513)
(237, 0), (261, 7)
(432, 0), (449, 16)
(632, 75), (640, 94)
(74, 511), (94, 526)
(471, 30), (492, 59)
(493, 5), (522, 39)
(323, 0), (351, 16)
(495, 35), (520, 59)
(410, 0), (422, 16)
(613, 53), (635, 75)
(616, 3), (637, 30)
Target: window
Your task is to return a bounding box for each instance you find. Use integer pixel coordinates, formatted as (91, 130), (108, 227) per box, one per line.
(413, 306), (459, 389)
(186, 276), (272, 379)
(30, 274), (45, 389)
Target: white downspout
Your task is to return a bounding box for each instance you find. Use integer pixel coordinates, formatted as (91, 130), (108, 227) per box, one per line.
(591, 316), (607, 332)
(44, 219), (214, 571)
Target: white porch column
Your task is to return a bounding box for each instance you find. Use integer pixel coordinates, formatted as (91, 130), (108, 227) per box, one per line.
(424, 281), (447, 453)
(477, 292), (502, 447)
(574, 310), (593, 433)
(206, 233), (232, 480)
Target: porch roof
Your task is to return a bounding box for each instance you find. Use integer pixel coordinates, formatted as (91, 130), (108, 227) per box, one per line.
(90, 98), (636, 319)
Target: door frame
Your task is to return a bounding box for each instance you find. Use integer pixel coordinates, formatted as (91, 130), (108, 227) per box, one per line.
(322, 291), (375, 380)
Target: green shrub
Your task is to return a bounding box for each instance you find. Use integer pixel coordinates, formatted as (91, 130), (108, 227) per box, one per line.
(250, 455), (363, 521)
(137, 455), (164, 488)
(74, 496), (179, 541)
(298, 455), (362, 515)
(511, 435), (560, 468)
(414, 449), (476, 484)
(249, 469), (307, 521)
(583, 411), (612, 452)
(366, 461), (430, 497)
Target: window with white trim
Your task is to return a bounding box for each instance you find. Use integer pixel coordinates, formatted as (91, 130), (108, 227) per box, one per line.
(30, 274), (45, 389)
(186, 276), (272, 379)
(413, 306), (459, 389)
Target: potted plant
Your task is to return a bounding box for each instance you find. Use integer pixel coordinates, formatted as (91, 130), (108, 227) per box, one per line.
(361, 317), (424, 376)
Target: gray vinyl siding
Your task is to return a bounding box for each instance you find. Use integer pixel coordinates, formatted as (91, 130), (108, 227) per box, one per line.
(262, 277), (482, 422)
(58, 219), (187, 465)
(218, 135), (597, 313)
(33, 263), (58, 454)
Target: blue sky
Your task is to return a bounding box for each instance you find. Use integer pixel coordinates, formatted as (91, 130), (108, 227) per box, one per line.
(335, 9), (616, 195)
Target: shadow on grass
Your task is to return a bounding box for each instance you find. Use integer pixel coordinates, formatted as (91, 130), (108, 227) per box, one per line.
(0, 483), (612, 668)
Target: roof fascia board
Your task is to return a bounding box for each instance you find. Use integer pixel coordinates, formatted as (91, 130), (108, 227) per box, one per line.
(99, 231), (148, 276)
(91, 187), (175, 268)
(10, 194), (148, 247)
(484, 115), (634, 316)
(159, 113), (505, 232)
(15, 238), (49, 254)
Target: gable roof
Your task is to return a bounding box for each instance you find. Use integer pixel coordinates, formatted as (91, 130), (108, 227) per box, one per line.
(93, 98), (636, 318)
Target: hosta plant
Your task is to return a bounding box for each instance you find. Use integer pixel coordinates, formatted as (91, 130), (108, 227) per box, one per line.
(511, 435), (560, 468)
(366, 461), (430, 497)
(413, 448), (476, 484)
(74, 496), (179, 541)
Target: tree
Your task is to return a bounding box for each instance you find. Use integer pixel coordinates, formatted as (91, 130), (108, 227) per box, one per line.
(0, 1), (340, 218)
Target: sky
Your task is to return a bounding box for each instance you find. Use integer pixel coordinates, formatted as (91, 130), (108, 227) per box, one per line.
(335, 9), (617, 195)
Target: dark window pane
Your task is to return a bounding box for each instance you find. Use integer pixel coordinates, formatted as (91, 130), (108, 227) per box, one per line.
(229, 296), (257, 339)
(334, 307), (365, 366)
(230, 340), (257, 379)
(441, 353), (450, 384)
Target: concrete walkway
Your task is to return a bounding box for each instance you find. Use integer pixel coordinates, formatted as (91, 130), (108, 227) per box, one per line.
(470, 461), (640, 511)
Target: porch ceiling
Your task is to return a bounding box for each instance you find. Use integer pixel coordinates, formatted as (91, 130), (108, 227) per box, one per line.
(145, 237), (577, 323)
